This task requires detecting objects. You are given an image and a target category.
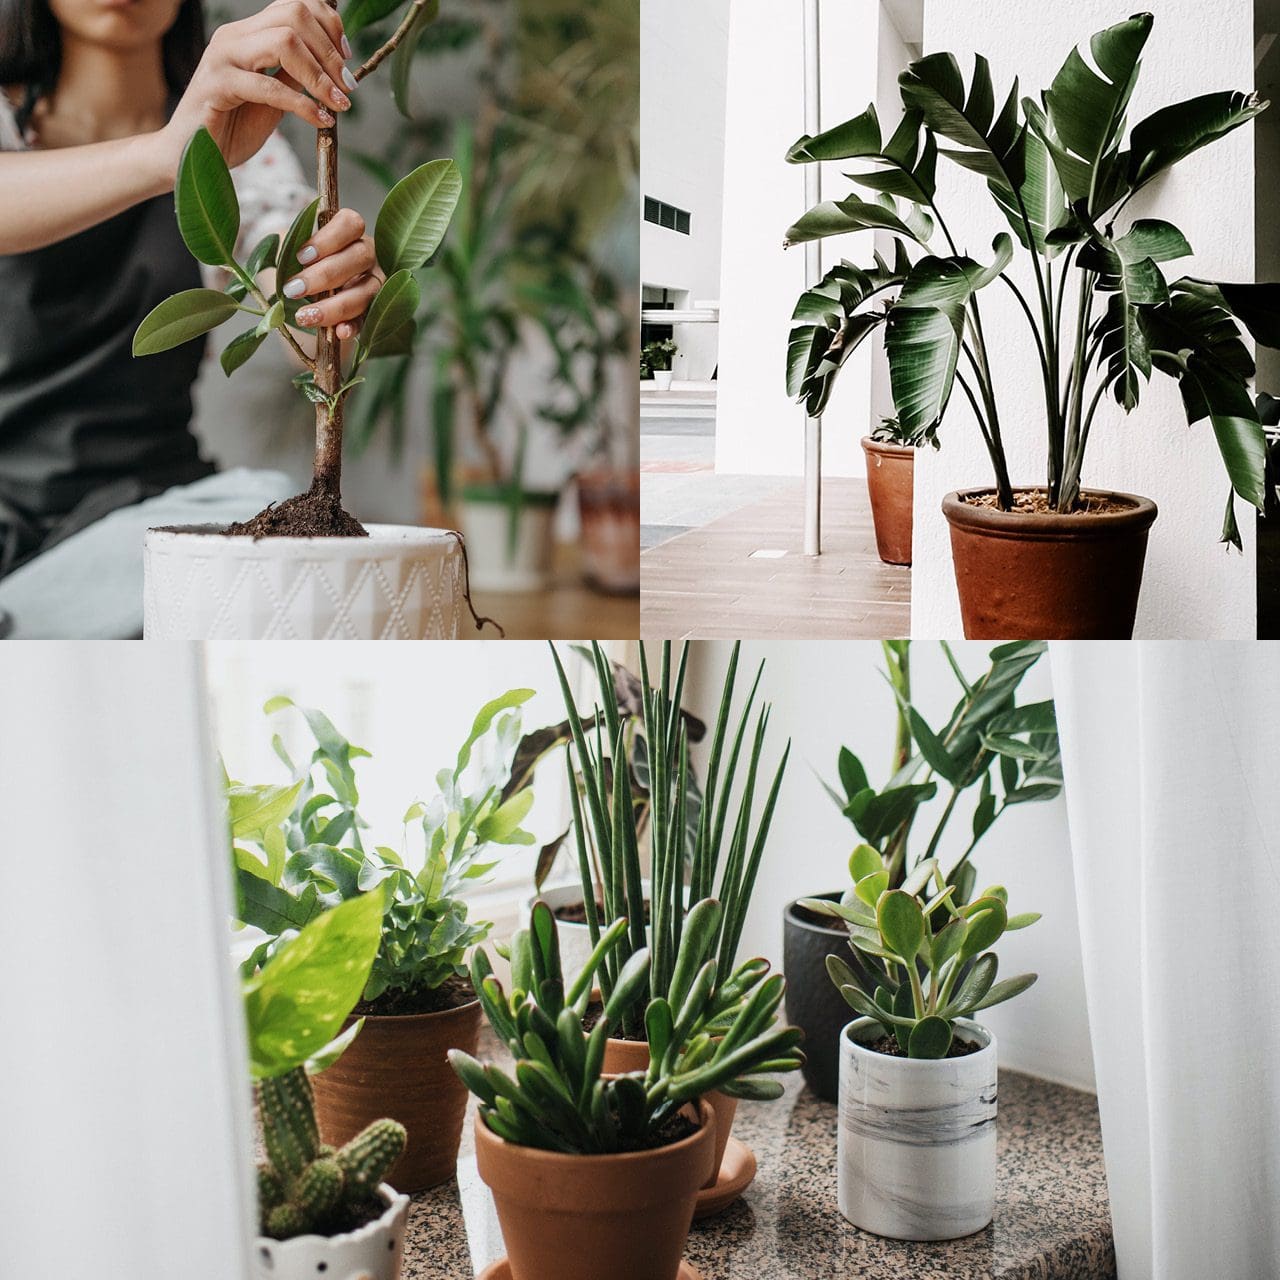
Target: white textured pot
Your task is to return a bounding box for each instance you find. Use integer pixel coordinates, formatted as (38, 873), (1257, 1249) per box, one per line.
(253, 1184), (409, 1280)
(142, 525), (464, 639)
(652, 369), (674, 390)
(838, 1016), (997, 1241)
(459, 492), (557, 592)
(523, 884), (603, 987)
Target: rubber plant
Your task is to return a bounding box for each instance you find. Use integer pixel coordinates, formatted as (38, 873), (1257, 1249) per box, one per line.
(132, 0), (463, 537)
(785, 11), (1274, 547)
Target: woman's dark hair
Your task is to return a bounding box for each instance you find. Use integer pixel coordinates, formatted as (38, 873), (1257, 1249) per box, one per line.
(0, 0), (206, 134)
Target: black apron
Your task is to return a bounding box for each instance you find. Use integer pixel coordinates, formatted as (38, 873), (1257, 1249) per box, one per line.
(0, 184), (216, 574)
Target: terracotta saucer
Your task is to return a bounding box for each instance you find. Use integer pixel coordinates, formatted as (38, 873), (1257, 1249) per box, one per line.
(477, 1259), (701, 1279)
(692, 1136), (757, 1219)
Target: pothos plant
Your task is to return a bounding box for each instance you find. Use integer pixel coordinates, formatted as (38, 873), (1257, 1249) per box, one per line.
(229, 689), (536, 1006)
(786, 12), (1273, 547)
(132, 0), (463, 536)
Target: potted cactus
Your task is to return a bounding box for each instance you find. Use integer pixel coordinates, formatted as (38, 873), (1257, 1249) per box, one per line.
(548, 639), (791, 1215)
(784, 640), (1059, 1101)
(450, 901), (803, 1280)
(800, 861), (1039, 1242)
(231, 689), (536, 1192)
(134, 1), (471, 639)
(243, 890), (409, 1280)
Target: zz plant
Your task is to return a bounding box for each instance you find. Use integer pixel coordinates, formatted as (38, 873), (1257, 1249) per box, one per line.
(449, 900), (804, 1154)
(133, 0), (463, 534)
(802, 860), (1038, 1060)
(230, 689), (536, 1005)
(786, 12), (1273, 546)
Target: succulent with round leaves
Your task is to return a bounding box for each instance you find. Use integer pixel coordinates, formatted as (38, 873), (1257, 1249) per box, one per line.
(448, 899), (805, 1154)
(801, 855), (1040, 1059)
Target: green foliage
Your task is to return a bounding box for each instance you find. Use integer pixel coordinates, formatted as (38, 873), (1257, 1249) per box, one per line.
(802, 861), (1039, 1059)
(870, 415), (939, 450)
(641, 338), (677, 378)
(449, 900), (804, 1154)
(373, 159), (464, 275)
(784, 14), (1274, 541)
(549, 641), (790, 1039)
(131, 288), (240, 357)
(231, 691), (536, 1002)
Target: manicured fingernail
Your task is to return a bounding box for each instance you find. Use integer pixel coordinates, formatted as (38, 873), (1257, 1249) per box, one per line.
(283, 277), (307, 299)
(297, 245), (318, 265)
(330, 86), (350, 109)
(318, 107), (335, 126)
(342, 66), (359, 92)
(341, 34), (352, 58)
(297, 307), (321, 325)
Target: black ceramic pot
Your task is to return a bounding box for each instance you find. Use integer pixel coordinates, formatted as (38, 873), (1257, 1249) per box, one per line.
(783, 892), (853, 1103)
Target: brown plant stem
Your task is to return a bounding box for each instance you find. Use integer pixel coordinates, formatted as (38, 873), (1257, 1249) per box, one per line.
(353, 0), (434, 83)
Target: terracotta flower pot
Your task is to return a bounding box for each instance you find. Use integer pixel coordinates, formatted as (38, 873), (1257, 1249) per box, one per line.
(474, 1099), (715, 1280)
(576, 469), (640, 595)
(861, 437), (914, 566)
(942, 487), (1158, 639)
(311, 999), (481, 1193)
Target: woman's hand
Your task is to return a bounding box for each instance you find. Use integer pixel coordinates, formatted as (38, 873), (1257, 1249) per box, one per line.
(284, 208), (382, 340)
(159, 0), (358, 178)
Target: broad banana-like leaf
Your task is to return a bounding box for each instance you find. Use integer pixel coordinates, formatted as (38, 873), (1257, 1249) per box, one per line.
(1128, 90), (1267, 192)
(784, 193), (933, 248)
(993, 116), (1069, 258)
(1178, 279), (1280, 350)
(787, 106), (939, 205)
(1037, 14), (1152, 215)
(1145, 286), (1255, 413)
(1182, 356), (1267, 510)
(1097, 291), (1154, 411)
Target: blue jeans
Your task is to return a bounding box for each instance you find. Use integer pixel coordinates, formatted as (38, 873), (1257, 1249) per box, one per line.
(0, 468), (296, 639)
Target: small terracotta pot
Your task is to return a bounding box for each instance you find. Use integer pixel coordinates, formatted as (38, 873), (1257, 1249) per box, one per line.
(602, 1037), (735, 1187)
(311, 999), (481, 1193)
(474, 1099), (714, 1280)
(861, 437), (914, 566)
(942, 487), (1158, 639)
(576, 469), (640, 595)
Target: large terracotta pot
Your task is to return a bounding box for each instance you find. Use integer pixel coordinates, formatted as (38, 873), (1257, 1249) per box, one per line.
(942, 487), (1158, 639)
(861, 437), (914, 566)
(474, 1099), (714, 1280)
(602, 1037), (736, 1190)
(577, 469), (640, 594)
(311, 999), (481, 1193)
(783, 893), (852, 1102)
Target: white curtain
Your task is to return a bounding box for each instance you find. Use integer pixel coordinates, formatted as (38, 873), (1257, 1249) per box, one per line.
(0, 643), (253, 1280)
(1052, 642), (1280, 1280)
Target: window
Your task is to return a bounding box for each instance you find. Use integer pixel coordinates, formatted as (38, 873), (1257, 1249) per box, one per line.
(644, 196), (692, 236)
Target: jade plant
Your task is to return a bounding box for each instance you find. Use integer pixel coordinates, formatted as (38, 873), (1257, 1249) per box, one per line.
(827, 640), (1061, 908)
(449, 900), (804, 1153)
(230, 689), (536, 1006)
(244, 890), (407, 1238)
(802, 860), (1038, 1059)
(132, 0), (464, 536)
(549, 640), (791, 1039)
(786, 12), (1275, 545)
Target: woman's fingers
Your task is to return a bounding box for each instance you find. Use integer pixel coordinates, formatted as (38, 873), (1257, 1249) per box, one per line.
(295, 272), (382, 332)
(284, 231), (376, 298)
(243, 26), (351, 113)
(221, 67), (334, 129)
(265, 0), (351, 61)
(296, 209), (366, 265)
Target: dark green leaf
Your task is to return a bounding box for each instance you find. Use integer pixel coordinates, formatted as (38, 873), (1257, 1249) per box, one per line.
(221, 326), (268, 376)
(391, 0), (442, 117)
(374, 158), (463, 274)
(1129, 90), (1266, 192)
(174, 127), (240, 267)
(358, 269), (421, 359)
(133, 289), (239, 356)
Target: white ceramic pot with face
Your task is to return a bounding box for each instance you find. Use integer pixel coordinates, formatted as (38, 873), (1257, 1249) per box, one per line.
(142, 525), (465, 639)
(253, 1185), (409, 1280)
(837, 1016), (997, 1241)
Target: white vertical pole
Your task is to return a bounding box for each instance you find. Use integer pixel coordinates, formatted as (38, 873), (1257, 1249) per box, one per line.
(802, 0), (822, 555)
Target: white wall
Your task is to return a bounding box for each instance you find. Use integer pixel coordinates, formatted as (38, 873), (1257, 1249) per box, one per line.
(911, 0), (1258, 638)
(683, 640), (1096, 1092)
(641, 0), (730, 381)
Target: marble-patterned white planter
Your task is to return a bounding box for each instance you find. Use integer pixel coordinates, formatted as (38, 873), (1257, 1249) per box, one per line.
(253, 1183), (409, 1280)
(837, 1016), (997, 1241)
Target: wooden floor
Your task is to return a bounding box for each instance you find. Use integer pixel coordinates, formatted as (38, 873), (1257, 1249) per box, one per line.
(640, 478), (911, 639)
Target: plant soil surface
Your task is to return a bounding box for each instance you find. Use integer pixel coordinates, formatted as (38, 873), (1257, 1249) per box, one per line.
(224, 490), (368, 538)
(619, 1110), (698, 1153)
(866, 1033), (982, 1059)
(354, 972), (475, 1017)
(554, 898), (653, 926)
(965, 490), (1131, 517)
(580, 998), (650, 1043)
(265, 1194), (386, 1241)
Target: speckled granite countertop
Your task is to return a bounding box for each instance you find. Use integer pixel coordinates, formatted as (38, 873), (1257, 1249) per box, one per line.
(402, 1056), (1115, 1280)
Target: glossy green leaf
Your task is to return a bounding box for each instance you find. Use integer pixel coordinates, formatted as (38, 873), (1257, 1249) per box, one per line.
(278, 197), (320, 285)
(244, 232), (280, 279)
(133, 289), (240, 356)
(848, 843), (882, 883)
(342, 0), (403, 36)
(1129, 90), (1266, 192)
(838, 748), (870, 799)
(391, 0), (441, 117)
(228, 778), (304, 839)
(908, 1015), (952, 1059)
(374, 158), (463, 275)
(877, 889), (925, 961)
(174, 126), (240, 267)
(784, 195), (932, 248)
(958, 896), (1008, 960)
(220, 326), (268, 377)
(946, 952), (997, 1015)
(971, 972), (1038, 1012)
(358, 269), (421, 360)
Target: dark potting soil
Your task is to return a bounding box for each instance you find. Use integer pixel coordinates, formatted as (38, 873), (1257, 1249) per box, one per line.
(223, 490), (369, 539)
(265, 1194), (386, 1241)
(580, 999), (648, 1043)
(866, 1033), (983, 1059)
(965, 490), (1130, 517)
(618, 1110), (698, 1153)
(354, 972), (474, 1017)
(554, 898), (653, 926)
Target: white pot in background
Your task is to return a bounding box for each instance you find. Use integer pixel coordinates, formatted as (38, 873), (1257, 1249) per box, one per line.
(652, 370), (674, 390)
(253, 1184), (409, 1280)
(143, 525), (464, 639)
(524, 884), (605, 987)
(838, 1016), (997, 1241)
(459, 492), (557, 592)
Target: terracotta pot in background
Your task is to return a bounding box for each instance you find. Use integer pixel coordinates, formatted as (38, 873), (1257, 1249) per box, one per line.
(783, 893), (852, 1103)
(576, 469), (640, 594)
(474, 1099), (714, 1280)
(861, 437), (914, 566)
(311, 999), (481, 1193)
(942, 487), (1158, 639)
